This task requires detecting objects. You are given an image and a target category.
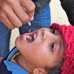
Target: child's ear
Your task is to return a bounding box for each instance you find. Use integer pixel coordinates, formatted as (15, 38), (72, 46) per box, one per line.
(33, 67), (48, 74)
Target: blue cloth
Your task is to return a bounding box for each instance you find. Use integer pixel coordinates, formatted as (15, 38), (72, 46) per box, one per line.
(0, 48), (60, 74)
(4, 60), (29, 74)
(0, 0), (51, 57)
(2, 48), (29, 74)
(31, 5), (51, 29)
(0, 22), (11, 57)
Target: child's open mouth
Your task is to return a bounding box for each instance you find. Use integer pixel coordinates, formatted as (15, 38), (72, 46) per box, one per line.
(21, 31), (38, 42)
(26, 32), (38, 42)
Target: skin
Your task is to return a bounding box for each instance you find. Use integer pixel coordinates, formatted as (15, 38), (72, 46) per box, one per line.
(15, 28), (65, 74)
(0, 0), (35, 29)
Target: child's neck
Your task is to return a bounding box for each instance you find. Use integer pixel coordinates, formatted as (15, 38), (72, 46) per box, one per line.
(14, 54), (35, 74)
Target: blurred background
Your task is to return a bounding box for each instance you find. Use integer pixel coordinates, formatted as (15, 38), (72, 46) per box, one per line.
(10, 0), (70, 49)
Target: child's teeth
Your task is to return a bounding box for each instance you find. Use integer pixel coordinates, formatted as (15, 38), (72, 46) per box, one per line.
(23, 35), (30, 41)
(23, 35), (26, 40)
(34, 33), (36, 39)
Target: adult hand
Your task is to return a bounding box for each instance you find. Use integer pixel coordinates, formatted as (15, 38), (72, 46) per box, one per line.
(0, 0), (35, 29)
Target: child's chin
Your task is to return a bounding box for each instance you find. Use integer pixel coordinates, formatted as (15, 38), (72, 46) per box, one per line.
(52, 62), (62, 70)
(48, 62), (60, 69)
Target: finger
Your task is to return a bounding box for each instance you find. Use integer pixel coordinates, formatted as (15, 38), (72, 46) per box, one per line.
(37, 68), (48, 74)
(33, 68), (39, 74)
(0, 9), (15, 29)
(7, 0), (30, 23)
(20, 0), (35, 17)
(2, 3), (22, 28)
(0, 0), (5, 7)
(33, 68), (47, 74)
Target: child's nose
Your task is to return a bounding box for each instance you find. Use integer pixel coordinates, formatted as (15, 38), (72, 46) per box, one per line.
(39, 28), (49, 40)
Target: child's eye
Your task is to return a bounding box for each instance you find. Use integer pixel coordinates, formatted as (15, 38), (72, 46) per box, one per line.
(49, 43), (54, 52)
(50, 29), (58, 35)
(51, 43), (54, 48)
(51, 43), (54, 52)
(51, 29), (56, 34)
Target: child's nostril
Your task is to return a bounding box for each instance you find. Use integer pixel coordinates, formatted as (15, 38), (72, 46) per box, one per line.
(50, 43), (54, 52)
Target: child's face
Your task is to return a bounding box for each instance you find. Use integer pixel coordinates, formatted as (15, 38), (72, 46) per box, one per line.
(16, 28), (65, 68)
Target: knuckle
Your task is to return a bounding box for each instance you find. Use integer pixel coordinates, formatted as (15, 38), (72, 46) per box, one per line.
(14, 22), (22, 28)
(7, 0), (15, 4)
(1, 3), (9, 12)
(29, 3), (35, 12)
(5, 22), (15, 29)
(0, 11), (2, 17)
(16, 25), (22, 28)
(21, 15), (29, 23)
(0, 11), (4, 19)
(24, 15), (29, 21)
(0, 0), (5, 5)
(7, 0), (11, 3)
